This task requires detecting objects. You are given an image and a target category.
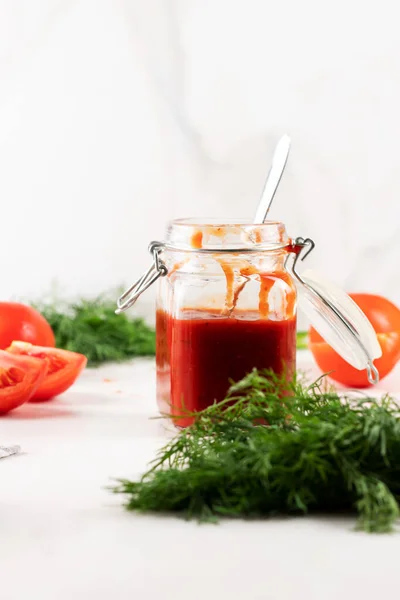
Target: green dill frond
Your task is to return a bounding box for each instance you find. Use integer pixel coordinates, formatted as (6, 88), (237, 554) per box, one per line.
(35, 297), (155, 366)
(114, 369), (400, 533)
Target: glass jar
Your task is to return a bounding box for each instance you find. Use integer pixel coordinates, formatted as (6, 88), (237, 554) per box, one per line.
(155, 219), (297, 426)
(117, 218), (381, 428)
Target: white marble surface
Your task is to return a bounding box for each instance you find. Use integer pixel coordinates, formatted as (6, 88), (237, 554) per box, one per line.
(1, 353), (400, 600)
(0, 0), (399, 326)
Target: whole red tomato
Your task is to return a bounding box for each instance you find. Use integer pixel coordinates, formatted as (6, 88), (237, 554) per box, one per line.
(309, 294), (400, 387)
(0, 302), (55, 350)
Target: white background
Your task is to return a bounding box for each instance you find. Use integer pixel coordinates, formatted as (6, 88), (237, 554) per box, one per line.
(1, 0), (399, 324)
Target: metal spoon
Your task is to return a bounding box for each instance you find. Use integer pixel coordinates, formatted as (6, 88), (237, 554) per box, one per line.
(229, 134), (291, 312)
(253, 134), (291, 223)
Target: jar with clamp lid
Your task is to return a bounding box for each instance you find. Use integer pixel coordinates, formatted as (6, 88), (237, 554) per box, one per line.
(116, 218), (381, 427)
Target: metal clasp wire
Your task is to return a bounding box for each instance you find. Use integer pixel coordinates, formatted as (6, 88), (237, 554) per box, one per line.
(115, 241), (167, 314)
(288, 237), (315, 280)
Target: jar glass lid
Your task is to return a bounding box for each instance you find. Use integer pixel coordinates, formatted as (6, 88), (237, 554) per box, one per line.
(287, 239), (381, 384)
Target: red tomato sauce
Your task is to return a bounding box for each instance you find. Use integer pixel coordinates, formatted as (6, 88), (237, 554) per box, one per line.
(156, 308), (296, 427)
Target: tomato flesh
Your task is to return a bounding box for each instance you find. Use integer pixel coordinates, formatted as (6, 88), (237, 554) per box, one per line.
(6, 342), (87, 401)
(309, 293), (400, 387)
(0, 350), (47, 414)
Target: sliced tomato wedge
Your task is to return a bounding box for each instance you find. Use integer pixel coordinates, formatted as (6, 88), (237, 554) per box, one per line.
(0, 350), (47, 413)
(6, 342), (87, 401)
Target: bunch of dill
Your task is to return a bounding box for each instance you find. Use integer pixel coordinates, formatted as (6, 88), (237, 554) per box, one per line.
(114, 371), (400, 533)
(37, 297), (155, 366)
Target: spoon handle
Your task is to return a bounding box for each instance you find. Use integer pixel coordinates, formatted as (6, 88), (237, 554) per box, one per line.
(253, 134), (291, 223)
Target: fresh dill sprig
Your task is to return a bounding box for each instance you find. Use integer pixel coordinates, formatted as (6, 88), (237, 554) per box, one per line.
(296, 331), (308, 349)
(36, 297), (155, 366)
(114, 370), (400, 533)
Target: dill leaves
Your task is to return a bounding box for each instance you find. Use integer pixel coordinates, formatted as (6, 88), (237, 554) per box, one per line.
(296, 331), (308, 350)
(37, 298), (155, 366)
(114, 371), (400, 533)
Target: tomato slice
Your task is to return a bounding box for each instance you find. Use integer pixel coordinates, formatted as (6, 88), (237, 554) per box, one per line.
(6, 342), (87, 401)
(309, 332), (400, 388)
(0, 350), (47, 413)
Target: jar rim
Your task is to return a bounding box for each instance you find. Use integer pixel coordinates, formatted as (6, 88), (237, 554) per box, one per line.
(165, 218), (290, 252)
